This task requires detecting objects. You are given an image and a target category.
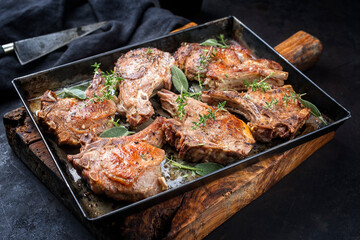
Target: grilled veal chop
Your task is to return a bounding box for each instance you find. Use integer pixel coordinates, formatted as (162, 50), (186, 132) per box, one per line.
(37, 71), (117, 146)
(115, 47), (174, 127)
(202, 85), (310, 142)
(68, 117), (167, 202)
(174, 43), (288, 90)
(157, 89), (255, 164)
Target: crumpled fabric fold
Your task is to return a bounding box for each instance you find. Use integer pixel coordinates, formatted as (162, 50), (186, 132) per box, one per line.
(0, 0), (188, 99)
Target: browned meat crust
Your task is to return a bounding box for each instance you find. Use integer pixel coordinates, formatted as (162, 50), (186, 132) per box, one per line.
(68, 117), (167, 202)
(202, 85), (310, 142)
(174, 43), (288, 90)
(157, 89), (255, 164)
(115, 48), (174, 127)
(37, 71), (117, 146)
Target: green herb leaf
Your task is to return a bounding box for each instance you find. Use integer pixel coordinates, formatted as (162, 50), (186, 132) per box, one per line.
(192, 102), (227, 129)
(245, 73), (273, 92)
(91, 62), (101, 73)
(60, 84), (88, 100)
(218, 34), (229, 48)
(297, 99), (320, 116)
(194, 162), (223, 176)
(264, 97), (278, 110)
(200, 35), (229, 48)
(216, 101), (227, 111)
(72, 83), (89, 92)
(99, 126), (135, 138)
(88, 63), (123, 103)
(200, 39), (219, 47)
(169, 158), (224, 176)
(297, 98), (327, 125)
(171, 66), (189, 93)
(170, 160), (198, 171)
(108, 117), (121, 127)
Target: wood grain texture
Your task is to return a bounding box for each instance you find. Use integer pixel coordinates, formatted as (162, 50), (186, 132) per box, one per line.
(170, 22), (198, 33)
(274, 31), (322, 71)
(4, 30), (328, 239)
(165, 132), (334, 240)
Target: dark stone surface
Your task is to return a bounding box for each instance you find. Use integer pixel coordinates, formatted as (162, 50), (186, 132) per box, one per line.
(191, 0), (360, 239)
(1, 0), (359, 239)
(0, 100), (91, 239)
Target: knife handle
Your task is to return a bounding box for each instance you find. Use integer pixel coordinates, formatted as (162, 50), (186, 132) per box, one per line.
(0, 43), (14, 57)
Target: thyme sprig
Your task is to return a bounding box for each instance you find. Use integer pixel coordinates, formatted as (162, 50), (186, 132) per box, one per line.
(108, 116), (121, 127)
(194, 34), (229, 88)
(101, 70), (122, 99)
(200, 34), (229, 48)
(244, 72), (273, 92)
(195, 46), (217, 89)
(218, 34), (229, 48)
(170, 65), (203, 120)
(192, 101), (227, 129)
(168, 157), (198, 171)
(282, 92), (306, 106)
(85, 63), (123, 106)
(175, 92), (188, 120)
(263, 90), (327, 125)
(264, 97), (278, 110)
(176, 91), (202, 120)
(91, 62), (101, 73)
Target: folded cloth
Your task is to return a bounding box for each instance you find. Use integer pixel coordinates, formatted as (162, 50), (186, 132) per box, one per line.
(0, 0), (189, 100)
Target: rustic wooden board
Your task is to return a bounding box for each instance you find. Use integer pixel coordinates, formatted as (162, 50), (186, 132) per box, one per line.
(4, 31), (327, 239)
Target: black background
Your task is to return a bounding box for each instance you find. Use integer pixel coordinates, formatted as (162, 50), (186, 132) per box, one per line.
(1, 0), (359, 239)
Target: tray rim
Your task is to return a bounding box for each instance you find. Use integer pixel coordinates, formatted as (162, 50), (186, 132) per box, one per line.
(12, 16), (351, 221)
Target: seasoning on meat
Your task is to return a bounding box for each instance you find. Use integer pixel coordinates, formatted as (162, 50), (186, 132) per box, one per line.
(115, 48), (174, 127)
(37, 70), (117, 146)
(202, 85), (310, 142)
(157, 89), (255, 164)
(68, 117), (167, 202)
(174, 43), (288, 90)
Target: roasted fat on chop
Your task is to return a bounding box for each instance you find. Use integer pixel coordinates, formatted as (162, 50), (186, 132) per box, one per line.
(37, 70), (117, 146)
(68, 117), (167, 202)
(115, 47), (174, 127)
(157, 89), (255, 164)
(202, 85), (311, 142)
(174, 43), (288, 90)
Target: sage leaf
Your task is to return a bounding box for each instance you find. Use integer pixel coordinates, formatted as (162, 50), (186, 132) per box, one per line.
(298, 98), (327, 125)
(62, 88), (87, 100)
(99, 126), (134, 138)
(200, 35), (229, 48)
(200, 39), (219, 47)
(170, 159), (223, 177)
(171, 66), (188, 93)
(298, 99), (320, 116)
(60, 83), (89, 100)
(72, 83), (89, 92)
(195, 162), (223, 176)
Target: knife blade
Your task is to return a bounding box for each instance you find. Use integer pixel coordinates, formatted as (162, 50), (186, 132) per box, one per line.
(0, 21), (107, 65)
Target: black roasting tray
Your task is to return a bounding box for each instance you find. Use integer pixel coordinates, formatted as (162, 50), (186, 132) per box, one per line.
(13, 16), (350, 221)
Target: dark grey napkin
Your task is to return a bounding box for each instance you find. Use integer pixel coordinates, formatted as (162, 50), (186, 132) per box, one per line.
(0, 0), (188, 100)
